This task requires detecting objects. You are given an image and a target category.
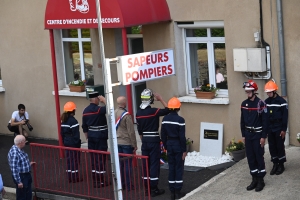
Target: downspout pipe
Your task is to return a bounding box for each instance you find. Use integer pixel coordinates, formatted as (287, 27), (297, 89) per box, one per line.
(276, 0), (289, 146)
(276, 0), (287, 97)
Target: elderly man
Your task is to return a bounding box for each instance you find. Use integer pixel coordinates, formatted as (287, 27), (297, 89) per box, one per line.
(115, 96), (137, 191)
(82, 92), (108, 188)
(8, 135), (35, 200)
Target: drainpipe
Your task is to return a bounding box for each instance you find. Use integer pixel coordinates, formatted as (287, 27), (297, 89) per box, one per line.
(276, 0), (289, 146)
(276, 0), (287, 96)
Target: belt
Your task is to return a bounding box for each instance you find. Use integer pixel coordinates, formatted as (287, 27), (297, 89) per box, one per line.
(143, 132), (159, 137)
(64, 134), (73, 137)
(270, 119), (282, 123)
(89, 125), (108, 131)
(245, 126), (262, 133)
(168, 137), (179, 140)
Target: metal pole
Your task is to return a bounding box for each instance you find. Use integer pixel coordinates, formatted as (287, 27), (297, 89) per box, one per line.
(95, 1), (122, 199)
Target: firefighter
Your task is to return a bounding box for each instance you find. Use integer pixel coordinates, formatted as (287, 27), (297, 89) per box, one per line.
(240, 80), (268, 192)
(82, 92), (108, 188)
(264, 80), (288, 175)
(136, 89), (170, 197)
(161, 97), (186, 200)
(61, 102), (82, 183)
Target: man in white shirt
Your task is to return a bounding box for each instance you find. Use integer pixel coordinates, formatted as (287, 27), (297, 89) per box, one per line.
(7, 104), (31, 141)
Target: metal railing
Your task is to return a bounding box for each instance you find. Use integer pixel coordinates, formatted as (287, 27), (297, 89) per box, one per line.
(30, 143), (150, 199)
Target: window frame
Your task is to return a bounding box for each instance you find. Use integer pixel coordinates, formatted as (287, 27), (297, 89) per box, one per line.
(179, 21), (228, 97)
(60, 29), (92, 87)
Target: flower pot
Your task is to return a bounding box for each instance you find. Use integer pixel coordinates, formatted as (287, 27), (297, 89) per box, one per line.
(186, 145), (190, 152)
(195, 91), (215, 99)
(69, 85), (86, 92)
(231, 149), (246, 162)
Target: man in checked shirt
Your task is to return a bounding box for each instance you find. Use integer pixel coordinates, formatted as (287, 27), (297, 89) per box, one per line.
(8, 135), (35, 200)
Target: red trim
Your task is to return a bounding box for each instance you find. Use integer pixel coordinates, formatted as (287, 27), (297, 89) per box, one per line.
(44, 0), (171, 29)
(136, 108), (160, 119)
(49, 30), (64, 157)
(83, 107), (101, 116)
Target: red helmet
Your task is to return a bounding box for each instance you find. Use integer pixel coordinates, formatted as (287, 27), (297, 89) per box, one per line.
(243, 80), (258, 91)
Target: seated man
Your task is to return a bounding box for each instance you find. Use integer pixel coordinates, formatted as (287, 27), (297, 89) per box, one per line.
(7, 104), (32, 141)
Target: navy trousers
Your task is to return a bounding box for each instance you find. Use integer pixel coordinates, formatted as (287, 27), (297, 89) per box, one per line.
(88, 138), (108, 184)
(141, 142), (160, 188)
(66, 150), (80, 181)
(245, 138), (266, 177)
(268, 130), (286, 163)
(14, 172), (32, 200)
(118, 145), (134, 190)
(167, 145), (184, 192)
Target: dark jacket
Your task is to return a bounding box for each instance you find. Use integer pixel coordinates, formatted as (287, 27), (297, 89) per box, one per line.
(265, 94), (288, 133)
(61, 116), (81, 148)
(136, 106), (170, 143)
(82, 103), (108, 139)
(240, 96), (268, 140)
(161, 112), (186, 152)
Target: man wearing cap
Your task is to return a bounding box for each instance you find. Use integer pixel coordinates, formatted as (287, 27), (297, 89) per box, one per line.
(82, 92), (108, 188)
(136, 89), (170, 197)
(240, 80), (268, 192)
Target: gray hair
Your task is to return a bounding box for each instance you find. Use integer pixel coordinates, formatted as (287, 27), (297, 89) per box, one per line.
(14, 135), (25, 145)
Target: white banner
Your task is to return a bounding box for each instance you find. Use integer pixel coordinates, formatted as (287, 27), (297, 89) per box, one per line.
(117, 49), (175, 85)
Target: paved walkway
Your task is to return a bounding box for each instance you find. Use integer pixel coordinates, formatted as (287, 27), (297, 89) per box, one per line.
(182, 145), (300, 200)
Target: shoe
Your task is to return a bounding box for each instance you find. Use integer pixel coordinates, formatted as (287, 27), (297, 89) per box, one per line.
(170, 191), (175, 200)
(151, 188), (165, 197)
(255, 177), (265, 192)
(276, 163), (285, 175)
(246, 177), (257, 191)
(174, 191), (186, 199)
(270, 163), (278, 175)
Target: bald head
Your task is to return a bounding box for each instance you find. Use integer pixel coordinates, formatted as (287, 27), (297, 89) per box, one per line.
(117, 96), (127, 108)
(14, 135), (26, 145)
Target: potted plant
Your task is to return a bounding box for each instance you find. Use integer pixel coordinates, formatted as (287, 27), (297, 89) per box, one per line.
(194, 84), (219, 99)
(186, 138), (193, 152)
(69, 80), (86, 92)
(225, 138), (245, 162)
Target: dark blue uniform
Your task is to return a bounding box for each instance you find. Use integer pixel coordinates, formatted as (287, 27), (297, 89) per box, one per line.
(136, 106), (170, 189)
(161, 112), (186, 193)
(61, 116), (81, 182)
(82, 103), (108, 185)
(240, 96), (268, 177)
(265, 95), (288, 164)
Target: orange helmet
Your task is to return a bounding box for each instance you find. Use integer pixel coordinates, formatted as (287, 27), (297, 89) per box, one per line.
(243, 80), (258, 91)
(64, 102), (76, 112)
(168, 97), (181, 109)
(264, 80), (278, 92)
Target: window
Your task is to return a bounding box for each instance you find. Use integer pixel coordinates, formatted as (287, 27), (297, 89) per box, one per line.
(0, 67), (2, 86)
(184, 25), (228, 96)
(61, 29), (94, 86)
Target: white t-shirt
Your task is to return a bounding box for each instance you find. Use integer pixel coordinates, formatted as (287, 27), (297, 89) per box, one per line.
(8, 111), (29, 123)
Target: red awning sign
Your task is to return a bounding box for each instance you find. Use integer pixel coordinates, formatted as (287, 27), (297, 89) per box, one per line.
(45, 0), (171, 29)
